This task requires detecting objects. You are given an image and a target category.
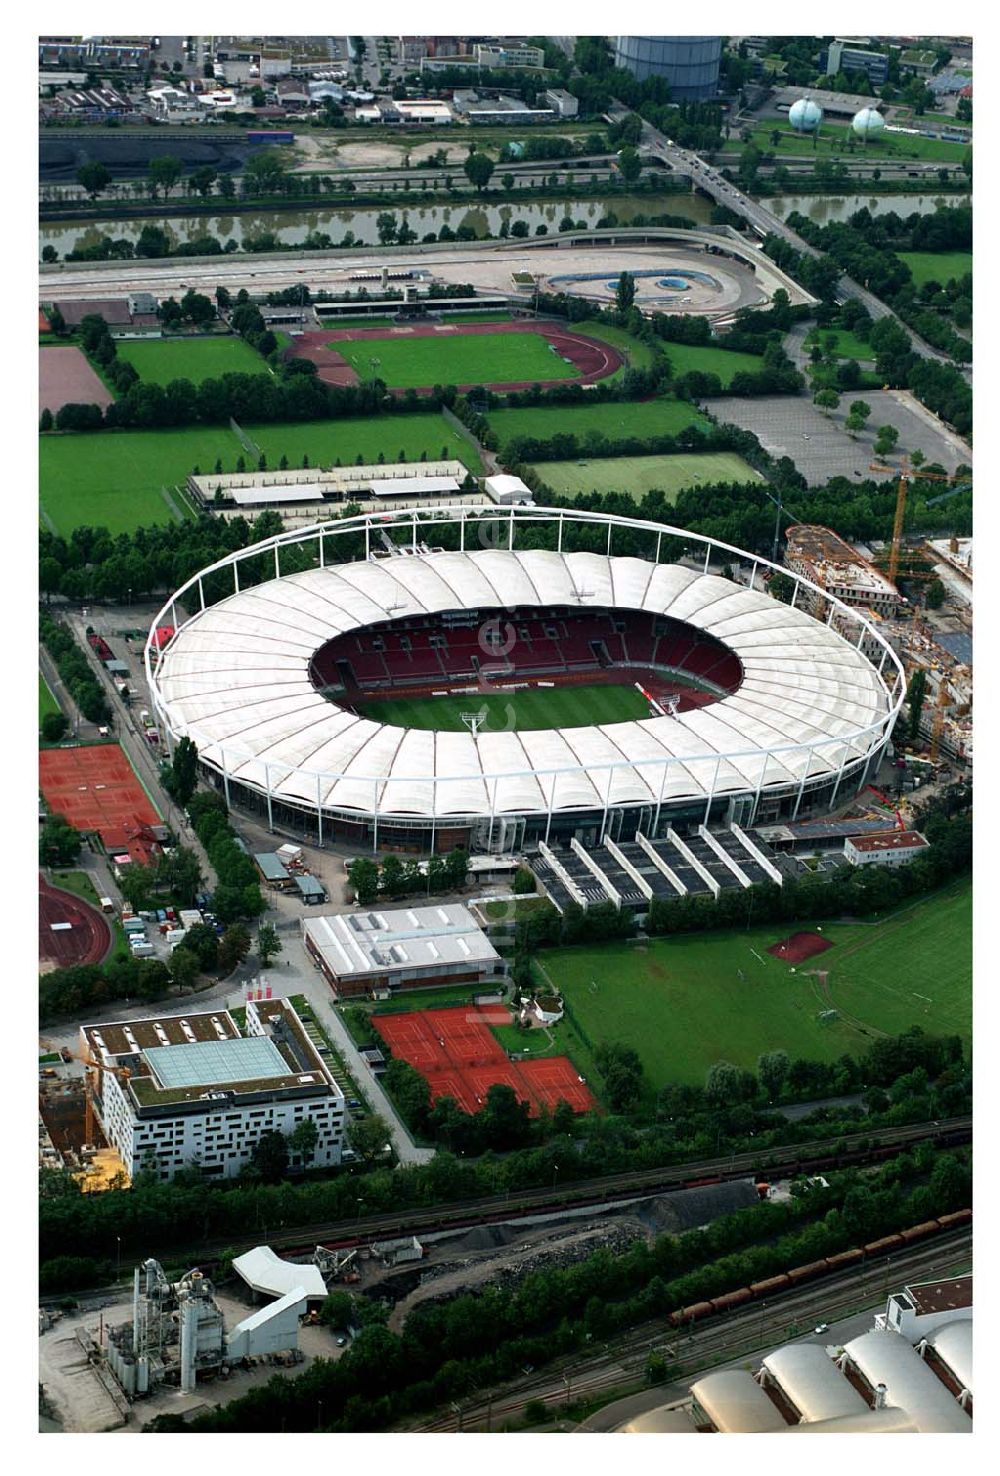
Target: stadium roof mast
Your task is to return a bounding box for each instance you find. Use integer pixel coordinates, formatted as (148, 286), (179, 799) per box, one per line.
(461, 712), (486, 737)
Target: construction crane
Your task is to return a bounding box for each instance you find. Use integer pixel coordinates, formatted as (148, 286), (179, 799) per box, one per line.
(869, 460), (970, 587)
(70, 1047), (131, 1147)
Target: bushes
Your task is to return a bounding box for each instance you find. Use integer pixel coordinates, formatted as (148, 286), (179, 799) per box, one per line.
(187, 790), (265, 924)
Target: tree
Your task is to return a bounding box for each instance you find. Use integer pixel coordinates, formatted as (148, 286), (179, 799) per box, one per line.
(41, 711), (69, 743)
(164, 735), (198, 805)
(926, 578), (945, 610)
(615, 271), (636, 314)
(906, 667), (927, 745)
(444, 847), (469, 891)
(513, 866), (536, 896)
(347, 857), (379, 905)
(118, 861), (156, 912)
(768, 572), (795, 604)
(148, 155), (182, 199)
(288, 1117), (318, 1165)
(616, 146), (641, 184)
(480, 1083), (533, 1147)
(183, 922), (219, 971)
(319, 1290), (353, 1330)
(346, 1113), (392, 1163)
(705, 1060), (742, 1107)
(76, 162), (112, 200)
(757, 1050), (790, 1101)
(39, 406), (54, 430)
(40, 815), (81, 866)
(169, 946), (200, 993)
(502, 172), (514, 191)
(258, 921), (283, 966)
(464, 152), (495, 193)
(218, 923), (252, 973)
(594, 1042), (644, 1113)
(247, 1129), (288, 1183)
(874, 424), (900, 459)
(845, 398), (872, 436)
(813, 387), (840, 416)
(157, 846), (202, 906)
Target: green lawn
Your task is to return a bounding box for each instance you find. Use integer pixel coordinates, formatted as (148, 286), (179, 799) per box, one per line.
(334, 330), (581, 388)
(247, 412), (483, 475)
(356, 682), (651, 733)
(115, 335), (267, 386)
(897, 250), (973, 286)
(542, 881), (971, 1090)
(39, 672), (60, 721)
(39, 427), (232, 535)
(744, 122), (969, 162)
(805, 328), (876, 361)
(663, 342), (764, 386)
(487, 397), (710, 452)
(576, 320), (656, 375)
(531, 452), (763, 502)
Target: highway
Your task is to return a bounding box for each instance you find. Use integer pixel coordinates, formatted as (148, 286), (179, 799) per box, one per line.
(410, 1229), (972, 1431)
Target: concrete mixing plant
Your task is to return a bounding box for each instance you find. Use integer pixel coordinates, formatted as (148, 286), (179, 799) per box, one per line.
(853, 106), (886, 139)
(788, 97), (823, 133)
(614, 36), (722, 99)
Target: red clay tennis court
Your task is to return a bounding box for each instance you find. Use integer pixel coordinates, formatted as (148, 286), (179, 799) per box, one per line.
(767, 931), (834, 964)
(39, 744), (159, 848)
(374, 1003), (596, 1116)
(39, 872), (111, 967)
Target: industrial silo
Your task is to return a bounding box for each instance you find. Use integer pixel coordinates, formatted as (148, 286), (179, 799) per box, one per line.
(614, 36), (722, 100)
(788, 97), (824, 133)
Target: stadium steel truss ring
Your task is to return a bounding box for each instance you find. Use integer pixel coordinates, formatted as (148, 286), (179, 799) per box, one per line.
(146, 505), (905, 850)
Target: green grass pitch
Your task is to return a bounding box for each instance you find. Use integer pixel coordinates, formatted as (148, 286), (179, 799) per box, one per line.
(897, 250), (972, 287)
(333, 330), (582, 388)
(115, 335), (268, 386)
(355, 682), (651, 732)
(662, 342), (764, 386)
(39, 413), (481, 535)
(540, 880), (971, 1091)
(805, 328), (876, 361)
(531, 452), (763, 502)
(486, 397), (710, 451)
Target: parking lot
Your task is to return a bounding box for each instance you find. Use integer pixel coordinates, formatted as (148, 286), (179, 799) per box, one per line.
(706, 389), (971, 484)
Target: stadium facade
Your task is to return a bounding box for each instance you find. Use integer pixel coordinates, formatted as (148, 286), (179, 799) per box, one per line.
(146, 506), (904, 855)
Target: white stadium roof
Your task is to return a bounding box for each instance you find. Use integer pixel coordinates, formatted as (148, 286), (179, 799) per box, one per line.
(762, 1343), (867, 1422)
(843, 1329), (971, 1434)
(152, 540), (891, 822)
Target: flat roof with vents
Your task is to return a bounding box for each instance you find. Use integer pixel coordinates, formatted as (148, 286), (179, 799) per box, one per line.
(303, 903), (499, 983)
(144, 1036), (290, 1090)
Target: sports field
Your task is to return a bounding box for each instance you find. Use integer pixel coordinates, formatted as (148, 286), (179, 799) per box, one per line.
(39, 412), (481, 534)
(576, 320), (657, 374)
(115, 335), (267, 385)
(486, 397), (710, 452)
(531, 452), (764, 501)
(39, 672), (60, 722)
(246, 412), (483, 475)
(897, 250), (972, 286)
(542, 881), (971, 1089)
(39, 428), (218, 535)
(356, 681), (650, 732)
(335, 331), (581, 389)
(663, 342), (764, 386)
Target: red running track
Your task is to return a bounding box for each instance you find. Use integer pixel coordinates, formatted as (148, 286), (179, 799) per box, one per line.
(39, 872), (112, 968)
(374, 1003), (596, 1117)
(286, 318), (623, 394)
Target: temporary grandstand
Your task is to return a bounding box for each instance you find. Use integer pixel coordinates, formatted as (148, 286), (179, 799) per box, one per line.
(146, 506), (904, 854)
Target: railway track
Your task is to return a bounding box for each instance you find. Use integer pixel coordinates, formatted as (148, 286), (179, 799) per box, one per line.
(414, 1229), (973, 1431)
(93, 1115), (969, 1271)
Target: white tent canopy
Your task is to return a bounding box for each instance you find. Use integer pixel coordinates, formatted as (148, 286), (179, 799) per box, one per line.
(232, 1244), (327, 1301)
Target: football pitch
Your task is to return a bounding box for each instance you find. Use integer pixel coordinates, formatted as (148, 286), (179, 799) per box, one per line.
(355, 681), (651, 732)
(542, 880), (971, 1089)
(115, 335), (268, 386)
(39, 412), (481, 534)
(663, 342), (764, 386)
(334, 331), (581, 388)
(487, 397), (710, 452)
(531, 452), (764, 502)
(897, 250), (972, 287)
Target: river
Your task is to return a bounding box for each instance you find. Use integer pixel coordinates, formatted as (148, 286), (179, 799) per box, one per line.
(39, 190), (969, 257)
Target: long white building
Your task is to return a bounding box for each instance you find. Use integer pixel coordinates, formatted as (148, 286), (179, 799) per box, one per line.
(81, 1000), (345, 1181)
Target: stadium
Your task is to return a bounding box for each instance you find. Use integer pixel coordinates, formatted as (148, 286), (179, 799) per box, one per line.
(146, 506), (905, 855)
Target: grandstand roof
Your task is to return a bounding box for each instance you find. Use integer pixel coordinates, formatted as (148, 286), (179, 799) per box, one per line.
(153, 545), (891, 820)
(924, 1319), (972, 1395)
(762, 1343), (867, 1422)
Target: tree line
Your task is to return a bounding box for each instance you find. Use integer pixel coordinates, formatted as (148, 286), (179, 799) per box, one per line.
(346, 849), (469, 905)
(39, 611), (110, 723)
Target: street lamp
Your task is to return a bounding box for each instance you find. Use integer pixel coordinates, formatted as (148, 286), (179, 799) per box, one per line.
(356, 1196), (364, 1223)
(116, 1235), (121, 1275)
